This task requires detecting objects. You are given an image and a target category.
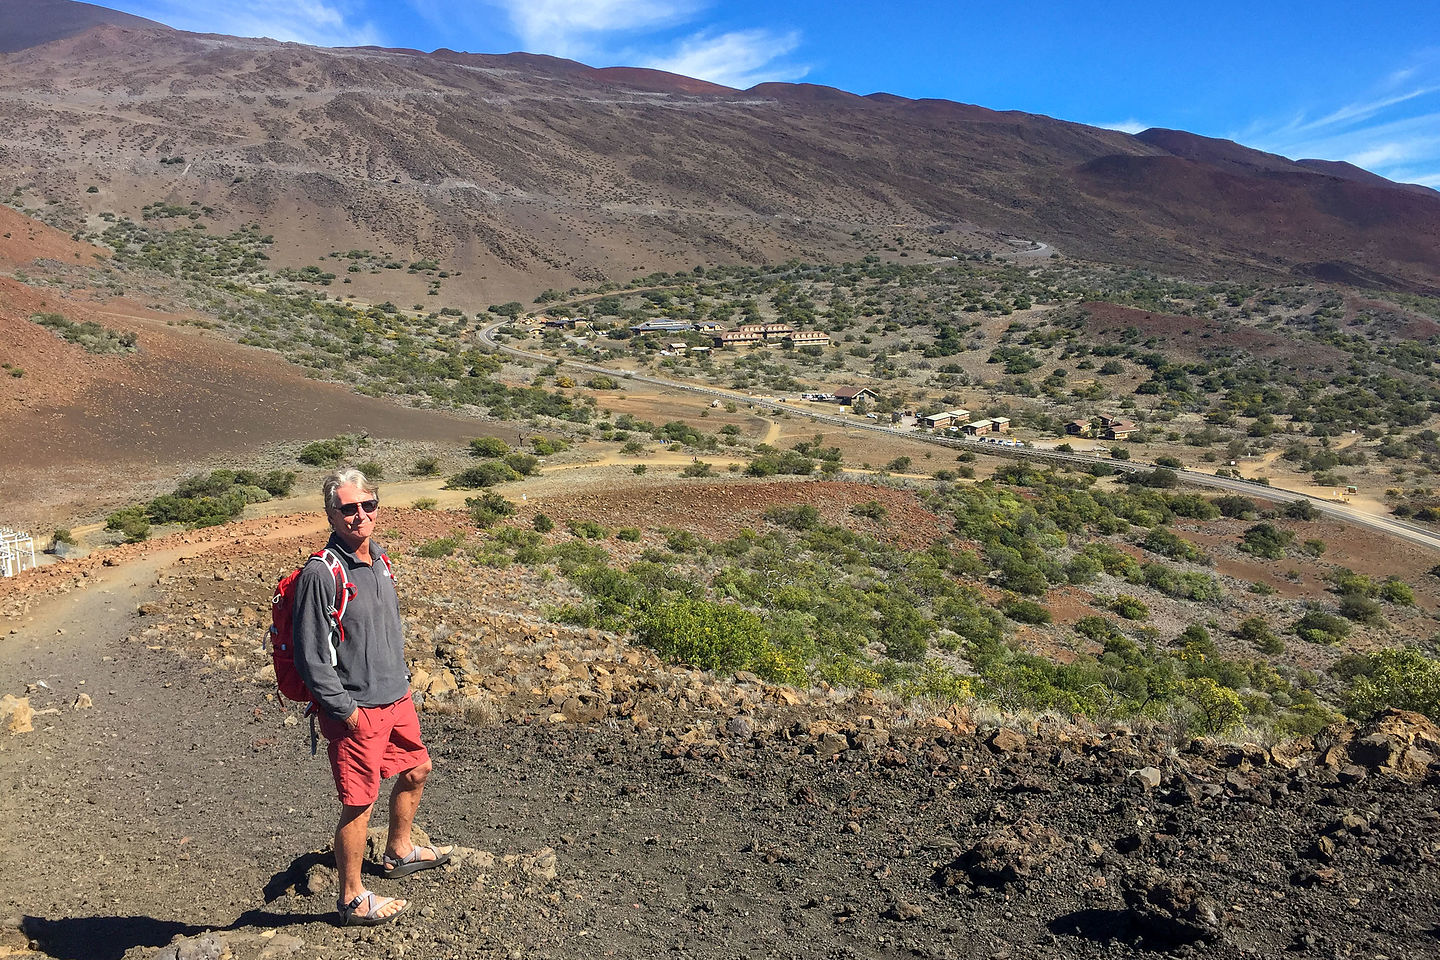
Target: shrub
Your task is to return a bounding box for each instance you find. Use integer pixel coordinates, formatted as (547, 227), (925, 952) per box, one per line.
(1379, 578), (1415, 605)
(1237, 616), (1284, 655)
(1345, 648), (1440, 720)
(764, 504), (820, 530)
(637, 597), (801, 683)
(1108, 594), (1150, 620)
(466, 492), (516, 528)
(530, 435), (569, 455)
(411, 497), (437, 510)
(1283, 500), (1320, 521)
(680, 461), (715, 478)
(447, 462), (520, 488)
(298, 438), (346, 466)
(850, 500), (888, 521)
(468, 436), (511, 458)
(1294, 609), (1351, 644)
(532, 513), (555, 533)
(617, 527), (642, 542)
(416, 535), (463, 558)
(1239, 523), (1293, 560)
(1182, 677), (1246, 735)
(886, 456), (912, 473)
(1212, 495), (1258, 519)
(353, 460), (384, 480)
(503, 452), (540, 476)
(411, 457), (441, 477)
(52, 528), (76, 545)
(569, 520), (608, 540)
(1001, 598), (1052, 625)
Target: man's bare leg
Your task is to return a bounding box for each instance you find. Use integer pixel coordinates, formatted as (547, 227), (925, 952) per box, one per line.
(385, 759), (433, 860)
(337, 801), (406, 917)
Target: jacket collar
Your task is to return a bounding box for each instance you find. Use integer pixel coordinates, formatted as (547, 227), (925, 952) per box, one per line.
(325, 533), (386, 567)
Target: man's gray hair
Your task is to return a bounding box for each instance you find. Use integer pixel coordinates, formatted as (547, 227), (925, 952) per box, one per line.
(322, 467), (378, 510)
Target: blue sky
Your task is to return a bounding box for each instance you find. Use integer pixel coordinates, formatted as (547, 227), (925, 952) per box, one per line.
(107, 0), (1440, 187)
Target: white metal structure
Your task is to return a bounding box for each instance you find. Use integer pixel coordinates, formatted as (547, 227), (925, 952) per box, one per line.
(0, 528), (36, 577)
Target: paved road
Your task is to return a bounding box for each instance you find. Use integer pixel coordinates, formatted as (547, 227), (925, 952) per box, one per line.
(481, 321), (1440, 554)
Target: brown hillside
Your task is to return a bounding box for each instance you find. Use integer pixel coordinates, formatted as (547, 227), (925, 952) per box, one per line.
(0, 13), (1437, 299)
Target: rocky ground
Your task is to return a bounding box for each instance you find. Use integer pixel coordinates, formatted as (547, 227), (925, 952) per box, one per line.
(2, 515), (1439, 960)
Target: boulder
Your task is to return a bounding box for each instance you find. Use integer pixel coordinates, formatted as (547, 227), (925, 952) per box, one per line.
(1, 695), (33, 735)
(988, 727), (1027, 754)
(1121, 867), (1223, 945)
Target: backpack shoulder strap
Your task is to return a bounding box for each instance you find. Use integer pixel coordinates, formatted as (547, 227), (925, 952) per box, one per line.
(308, 549), (354, 622)
(378, 553), (394, 581)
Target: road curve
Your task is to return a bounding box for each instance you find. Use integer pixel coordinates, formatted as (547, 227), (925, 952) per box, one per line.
(480, 321), (1440, 554)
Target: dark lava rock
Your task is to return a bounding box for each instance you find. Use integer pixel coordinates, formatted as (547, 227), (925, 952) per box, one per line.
(1120, 866), (1223, 945)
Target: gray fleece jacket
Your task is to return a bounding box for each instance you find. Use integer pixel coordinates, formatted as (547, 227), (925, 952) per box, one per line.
(292, 534), (410, 721)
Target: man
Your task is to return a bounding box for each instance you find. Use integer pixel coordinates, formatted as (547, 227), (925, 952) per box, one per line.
(294, 467), (450, 926)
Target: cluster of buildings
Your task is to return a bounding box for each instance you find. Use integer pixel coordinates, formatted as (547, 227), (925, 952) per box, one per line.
(917, 409), (1011, 436)
(1065, 414), (1136, 440)
(627, 319), (832, 350)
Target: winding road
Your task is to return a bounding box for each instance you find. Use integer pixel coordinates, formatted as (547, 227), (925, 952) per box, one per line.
(480, 321), (1440, 554)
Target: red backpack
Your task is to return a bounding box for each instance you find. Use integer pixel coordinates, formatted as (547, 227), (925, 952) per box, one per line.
(269, 549), (355, 709)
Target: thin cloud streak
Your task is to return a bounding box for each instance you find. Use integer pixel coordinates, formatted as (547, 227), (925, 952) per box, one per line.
(491, 0), (701, 59)
(640, 29), (807, 89)
(1095, 119), (1148, 135)
(122, 0), (383, 46)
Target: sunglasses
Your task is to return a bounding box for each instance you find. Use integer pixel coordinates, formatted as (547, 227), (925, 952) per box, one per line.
(335, 499), (379, 517)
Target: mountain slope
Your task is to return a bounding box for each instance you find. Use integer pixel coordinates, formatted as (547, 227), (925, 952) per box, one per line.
(0, 0), (169, 53)
(0, 9), (1437, 296)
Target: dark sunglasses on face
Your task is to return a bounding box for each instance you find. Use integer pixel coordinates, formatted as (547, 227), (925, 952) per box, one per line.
(336, 499), (379, 517)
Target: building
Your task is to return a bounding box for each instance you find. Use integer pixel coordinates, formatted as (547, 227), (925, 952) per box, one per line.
(1065, 419), (1092, 437)
(834, 387), (880, 407)
(919, 409), (970, 430)
(737, 323), (795, 341)
(715, 329), (765, 347)
(1103, 419), (1136, 440)
(961, 419), (994, 436)
(630, 319), (694, 333)
(991, 416), (1011, 433)
(786, 331), (831, 348)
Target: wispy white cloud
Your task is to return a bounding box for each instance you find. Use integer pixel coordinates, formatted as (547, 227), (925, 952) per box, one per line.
(1095, 119), (1148, 135)
(639, 28), (806, 89)
(1242, 58), (1440, 187)
(123, 0), (382, 46)
(486, 0), (805, 86)
(491, 0), (701, 60)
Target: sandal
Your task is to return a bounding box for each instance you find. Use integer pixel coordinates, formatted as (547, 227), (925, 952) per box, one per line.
(382, 843), (453, 879)
(338, 890), (408, 926)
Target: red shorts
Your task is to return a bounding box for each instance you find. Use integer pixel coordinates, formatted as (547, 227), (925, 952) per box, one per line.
(318, 695), (430, 806)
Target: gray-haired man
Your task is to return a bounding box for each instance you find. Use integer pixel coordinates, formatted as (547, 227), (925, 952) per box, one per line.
(294, 467), (450, 925)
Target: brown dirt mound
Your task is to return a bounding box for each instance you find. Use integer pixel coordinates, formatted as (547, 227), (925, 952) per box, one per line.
(1080, 301), (1350, 368)
(0, 204), (104, 268)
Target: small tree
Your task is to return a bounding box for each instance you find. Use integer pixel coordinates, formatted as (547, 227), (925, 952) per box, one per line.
(1346, 648), (1440, 720)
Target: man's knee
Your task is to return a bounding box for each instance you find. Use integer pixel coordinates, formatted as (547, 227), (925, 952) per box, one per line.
(400, 759), (432, 788)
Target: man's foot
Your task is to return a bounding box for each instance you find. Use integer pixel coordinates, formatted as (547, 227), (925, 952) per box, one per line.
(337, 890), (408, 926)
(382, 843), (454, 879)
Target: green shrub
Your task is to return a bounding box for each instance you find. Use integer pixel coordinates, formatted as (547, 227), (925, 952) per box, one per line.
(1379, 578), (1415, 606)
(1345, 648), (1440, 720)
(411, 497), (437, 510)
(850, 500), (888, 521)
(531, 435), (569, 455)
(416, 535), (463, 558)
(468, 436), (511, 458)
(1181, 677), (1246, 735)
(1237, 616), (1284, 654)
(1001, 598), (1052, 625)
(466, 492), (516, 528)
(764, 505), (820, 530)
(503, 452), (540, 476)
(1239, 523), (1293, 560)
(680, 461), (715, 478)
(1294, 609), (1351, 644)
(298, 438), (346, 466)
(353, 460), (384, 480)
(569, 519), (608, 540)
(52, 528), (76, 545)
(1108, 594), (1150, 620)
(617, 527), (642, 542)
(447, 462), (519, 488)
(411, 457), (441, 476)
(1212, 495), (1258, 519)
(532, 513), (555, 533)
(637, 597), (801, 683)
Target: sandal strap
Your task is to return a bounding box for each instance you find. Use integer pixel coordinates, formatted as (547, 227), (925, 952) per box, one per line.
(340, 890), (395, 916)
(385, 844), (436, 866)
